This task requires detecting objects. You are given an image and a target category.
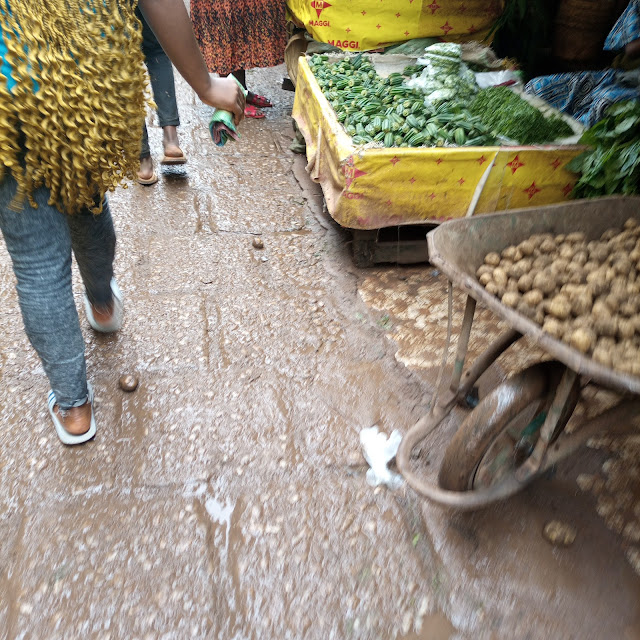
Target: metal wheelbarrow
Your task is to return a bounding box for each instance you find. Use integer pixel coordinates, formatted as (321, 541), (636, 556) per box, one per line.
(397, 197), (640, 510)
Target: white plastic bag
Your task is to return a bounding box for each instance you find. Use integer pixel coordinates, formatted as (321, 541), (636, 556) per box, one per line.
(475, 71), (523, 90)
(359, 426), (404, 490)
(408, 43), (478, 105)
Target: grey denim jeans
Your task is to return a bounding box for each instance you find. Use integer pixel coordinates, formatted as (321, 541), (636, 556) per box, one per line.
(0, 176), (116, 409)
(137, 7), (180, 159)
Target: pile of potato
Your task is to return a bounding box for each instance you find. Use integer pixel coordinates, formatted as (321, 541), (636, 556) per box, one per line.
(476, 218), (640, 376)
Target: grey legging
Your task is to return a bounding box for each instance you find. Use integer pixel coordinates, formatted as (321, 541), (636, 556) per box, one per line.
(137, 7), (181, 159)
(0, 176), (115, 409)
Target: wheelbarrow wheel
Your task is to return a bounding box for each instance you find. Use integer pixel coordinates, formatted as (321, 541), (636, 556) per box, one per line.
(438, 361), (579, 492)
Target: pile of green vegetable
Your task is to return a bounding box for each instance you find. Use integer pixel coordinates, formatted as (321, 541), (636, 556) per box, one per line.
(309, 53), (497, 148)
(469, 86), (574, 144)
(567, 101), (640, 198)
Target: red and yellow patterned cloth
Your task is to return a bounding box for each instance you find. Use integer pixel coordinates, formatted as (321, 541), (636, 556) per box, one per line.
(286, 0), (503, 52)
(191, 0), (288, 76)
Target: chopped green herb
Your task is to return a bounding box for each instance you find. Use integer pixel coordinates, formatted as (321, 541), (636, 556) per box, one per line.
(470, 86), (573, 145)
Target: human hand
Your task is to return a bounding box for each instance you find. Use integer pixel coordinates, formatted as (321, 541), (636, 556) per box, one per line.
(198, 76), (245, 125)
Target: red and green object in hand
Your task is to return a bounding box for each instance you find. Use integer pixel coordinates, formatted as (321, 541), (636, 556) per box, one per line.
(209, 76), (247, 146)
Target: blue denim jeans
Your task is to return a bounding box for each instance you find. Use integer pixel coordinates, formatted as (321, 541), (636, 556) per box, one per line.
(0, 176), (116, 409)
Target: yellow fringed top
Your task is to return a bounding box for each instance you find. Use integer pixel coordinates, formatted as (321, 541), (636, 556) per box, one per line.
(0, 0), (148, 214)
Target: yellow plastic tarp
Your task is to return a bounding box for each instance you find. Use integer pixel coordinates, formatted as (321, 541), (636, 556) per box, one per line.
(292, 56), (586, 230)
(286, 0), (503, 52)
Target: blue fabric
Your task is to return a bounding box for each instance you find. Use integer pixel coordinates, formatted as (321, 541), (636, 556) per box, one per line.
(605, 0), (640, 51)
(526, 2), (640, 126)
(0, 25), (16, 90)
(525, 70), (639, 127)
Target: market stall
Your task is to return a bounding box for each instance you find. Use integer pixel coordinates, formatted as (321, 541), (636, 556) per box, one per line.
(289, 0), (640, 266)
(293, 52), (584, 230)
(291, 44), (588, 266)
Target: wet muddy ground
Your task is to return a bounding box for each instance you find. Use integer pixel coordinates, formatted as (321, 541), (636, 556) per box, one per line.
(0, 65), (639, 639)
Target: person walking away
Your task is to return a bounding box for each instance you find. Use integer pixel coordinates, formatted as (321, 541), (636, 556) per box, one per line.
(190, 0), (288, 119)
(0, 0), (244, 445)
(136, 6), (187, 185)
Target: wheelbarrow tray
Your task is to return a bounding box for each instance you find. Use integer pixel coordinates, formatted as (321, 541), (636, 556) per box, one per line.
(427, 196), (640, 395)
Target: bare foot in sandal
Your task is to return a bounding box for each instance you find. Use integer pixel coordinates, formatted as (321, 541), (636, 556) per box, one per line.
(244, 104), (265, 119)
(53, 402), (92, 436)
(90, 300), (115, 326)
(137, 155), (157, 185)
(162, 125), (186, 163)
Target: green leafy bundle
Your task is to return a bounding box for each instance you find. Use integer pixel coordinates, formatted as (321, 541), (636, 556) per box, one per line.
(470, 86), (573, 145)
(567, 101), (640, 198)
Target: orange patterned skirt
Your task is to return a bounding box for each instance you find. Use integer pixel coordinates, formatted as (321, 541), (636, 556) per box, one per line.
(190, 0), (288, 76)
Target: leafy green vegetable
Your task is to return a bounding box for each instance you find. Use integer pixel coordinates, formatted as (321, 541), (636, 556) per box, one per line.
(567, 100), (640, 198)
(469, 86), (573, 145)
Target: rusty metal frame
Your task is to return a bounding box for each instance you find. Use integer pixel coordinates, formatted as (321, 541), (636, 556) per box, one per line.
(396, 289), (531, 508)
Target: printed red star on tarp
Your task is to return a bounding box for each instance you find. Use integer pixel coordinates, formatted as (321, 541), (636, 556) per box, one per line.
(507, 155), (525, 174)
(550, 158), (562, 170)
(390, 156), (400, 166)
(524, 182), (541, 199)
(428, 2), (440, 14)
(440, 21), (453, 34)
(563, 183), (574, 197)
